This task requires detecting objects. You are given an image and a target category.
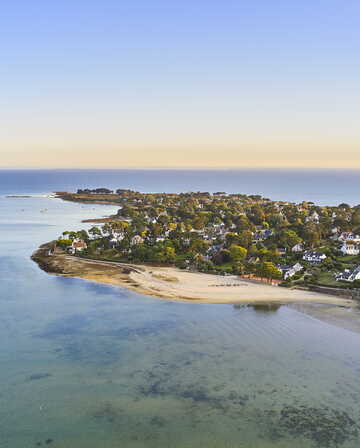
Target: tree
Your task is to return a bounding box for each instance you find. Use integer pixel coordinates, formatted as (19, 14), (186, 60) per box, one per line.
(225, 232), (240, 247)
(351, 210), (360, 228)
(163, 247), (176, 263)
(229, 245), (247, 262)
(57, 239), (72, 248)
(101, 223), (112, 236)
(338, 203), (350, 210)
(236, 215), (252, 231)
(232, 262), (245, 275)
(214, 249), (231, 264)
(249, 205), (265, 225)
(276, 229), (302, 249)
(302, 226), (320, 248)
(157, 246), (176, 263)
(257, 262), (282, 282)
(243, 262), (256, 277)
(111, 221), (130, 232)
(258, 248), (270, 261)
(190, 239), (209, 254)
(62, 231), (77, 240)
(267, 214), (283, 228)
(77, 229), (89, 241)
(238, 230), (253, 248)
(193, 215), (206, 230)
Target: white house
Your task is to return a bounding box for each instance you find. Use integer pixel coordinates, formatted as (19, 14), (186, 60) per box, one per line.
(112, 231), (125, 241)
(336, 266), (360, 282)
(279, 263), (304, 280)
(190, 229), (205, 235)
(338, 232), (360, 243)
(292, 243), (304, 253)
(109, 237), (119, 248)
(340, 242), (360, 256)
(303, 251), (327, 263)
(131, 235), (144, 245)
(182, 238), (191, 246)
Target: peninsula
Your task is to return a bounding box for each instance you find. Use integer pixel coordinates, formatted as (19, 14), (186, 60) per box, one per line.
(32, 188), (360, 305)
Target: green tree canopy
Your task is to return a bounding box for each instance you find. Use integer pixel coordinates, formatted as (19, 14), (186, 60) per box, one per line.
(229, 245), (247, 262)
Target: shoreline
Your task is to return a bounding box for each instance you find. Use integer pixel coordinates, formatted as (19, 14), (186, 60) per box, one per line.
(289, 302), (360, 334)
(54, 191), (122, 207)
(31, 243), (355, 306)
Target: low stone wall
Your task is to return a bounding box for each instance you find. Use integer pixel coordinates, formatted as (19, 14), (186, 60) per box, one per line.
(309, 285), (360, 301)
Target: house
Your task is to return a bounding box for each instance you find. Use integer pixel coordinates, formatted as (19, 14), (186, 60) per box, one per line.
(207, 244), (224, 254)
(131, 235), (144, 245)
(278, 263), (304, 280)
(338, 232), (360, 243)
(340, 242), (360, 256)
(246, 256), (260, 264)
(109, 237), (119, 248)
(302, 251), (327, 263)
(306, 211), (320, 224)
(348, 233), (360, 242)
(336, 266), (360, 282)
(263, 229), (273, 239)
(292, 243), (304, 253)
(190, 229), (205, 236)
(253, 229), (273, 242)
(278, 248), (287, 255)
(112, 231), (125, 241)
(69, 240), (87, 254)
(183, 238), (191, 246)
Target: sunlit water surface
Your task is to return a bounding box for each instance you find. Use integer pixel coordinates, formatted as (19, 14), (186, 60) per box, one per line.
(1, 193), (360, 448)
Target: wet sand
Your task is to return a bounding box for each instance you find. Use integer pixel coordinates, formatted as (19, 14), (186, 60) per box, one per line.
(289, 303), (360, 334)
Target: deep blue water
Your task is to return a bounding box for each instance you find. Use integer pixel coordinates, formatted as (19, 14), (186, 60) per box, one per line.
(1, 171), (360, 447)
(1, 168), (360, 205)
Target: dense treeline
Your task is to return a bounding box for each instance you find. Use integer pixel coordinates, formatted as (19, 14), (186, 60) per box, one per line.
(57, 190), (360, 286)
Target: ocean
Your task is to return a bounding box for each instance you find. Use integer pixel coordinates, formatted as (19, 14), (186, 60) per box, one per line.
(1, 169), (360, 448)
(1, 168), (360, 205)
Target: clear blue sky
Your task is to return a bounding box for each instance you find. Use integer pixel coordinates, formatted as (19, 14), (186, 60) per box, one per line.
(1, 0), (359, 168)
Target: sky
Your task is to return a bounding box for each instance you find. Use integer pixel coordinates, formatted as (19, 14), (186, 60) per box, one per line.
(1, 0), (359, 169)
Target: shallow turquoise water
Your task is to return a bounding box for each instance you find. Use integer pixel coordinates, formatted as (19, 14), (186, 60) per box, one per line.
(1, 195), (360, 448)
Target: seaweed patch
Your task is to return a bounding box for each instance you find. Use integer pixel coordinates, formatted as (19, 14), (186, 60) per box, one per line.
(268, 405), (359, 447)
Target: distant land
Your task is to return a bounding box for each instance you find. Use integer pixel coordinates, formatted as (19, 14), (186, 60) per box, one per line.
(2, 169), (360, 206)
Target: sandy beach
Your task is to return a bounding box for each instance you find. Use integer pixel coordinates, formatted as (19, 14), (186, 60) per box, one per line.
(32, 245), (354, 306)
(118, 265), (353, 305)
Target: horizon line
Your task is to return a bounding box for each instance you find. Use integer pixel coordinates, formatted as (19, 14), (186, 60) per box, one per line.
(1, 166), (360, 171)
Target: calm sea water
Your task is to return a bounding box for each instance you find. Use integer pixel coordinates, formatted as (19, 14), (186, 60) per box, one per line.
(1, 170), (360, 448)
(1, 168), (360, 205)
